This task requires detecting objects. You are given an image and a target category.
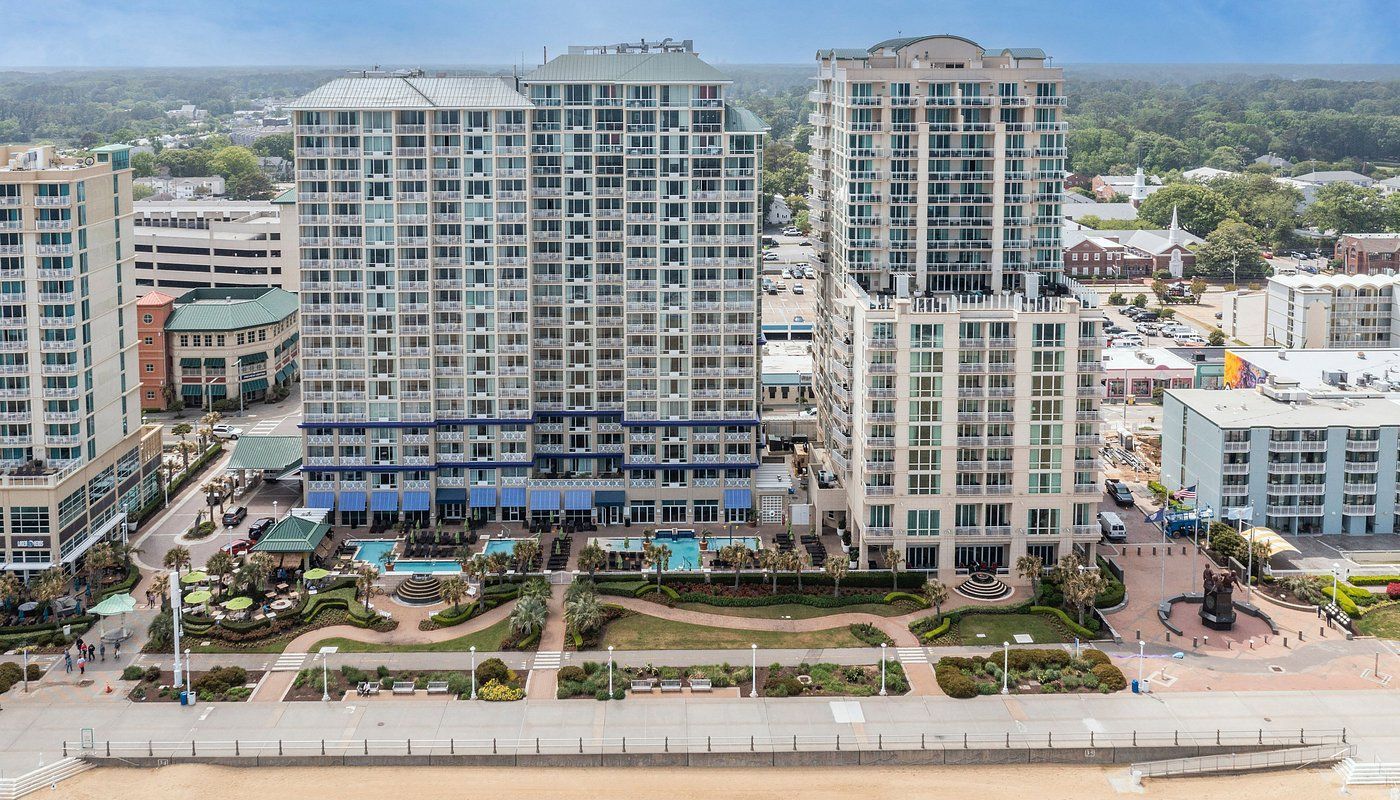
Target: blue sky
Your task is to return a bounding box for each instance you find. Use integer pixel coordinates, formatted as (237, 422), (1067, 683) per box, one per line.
(5, 0), (1396, 67)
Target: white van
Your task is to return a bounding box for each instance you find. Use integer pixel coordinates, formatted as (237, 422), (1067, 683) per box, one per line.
(1098, 511), (1127, 543)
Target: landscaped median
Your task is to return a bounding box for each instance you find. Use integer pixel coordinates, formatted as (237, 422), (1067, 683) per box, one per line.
(287, 661), (524, 701)
(934, 648), (1126, 698)
(908, 602), (1099, 645)
(556, 660), (908, 700)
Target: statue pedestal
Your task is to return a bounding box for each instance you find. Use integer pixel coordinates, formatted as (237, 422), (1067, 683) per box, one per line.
(1199, 588), (1236, 630)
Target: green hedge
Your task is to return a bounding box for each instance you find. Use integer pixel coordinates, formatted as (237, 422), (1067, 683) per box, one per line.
(670, 590), (885, 608)
(910, 602), (1100, 643)
(1349, 575), (1400, 587)
(1029, 605), (1098, 639)
(596, 581), (648, 597)
(1324, 585), (1360, 616)
(94, 564), (141, 602)
(884, 591), (930, 608)
(429, 602), (480, 627)
(635, 583), (679, 600)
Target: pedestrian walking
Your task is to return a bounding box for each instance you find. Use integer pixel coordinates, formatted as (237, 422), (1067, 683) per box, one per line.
(87, 644), (96, 661)
(113, 640), (120, 658)
(77, 657), (85, 676)
(99, 642), (105, 662)
(64, 652), (72, 673)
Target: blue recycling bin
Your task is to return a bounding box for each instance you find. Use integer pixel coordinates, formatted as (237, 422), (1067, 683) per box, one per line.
(1131, 679), (1140, 694)
(179, 690), (191, 705)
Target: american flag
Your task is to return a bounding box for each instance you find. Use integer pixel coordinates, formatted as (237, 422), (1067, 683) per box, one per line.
(1173, 484), (1197, 501)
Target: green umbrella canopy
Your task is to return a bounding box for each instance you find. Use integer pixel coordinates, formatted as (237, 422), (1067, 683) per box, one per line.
(180, 571), (209, 585)
(303, 568), (330, 580)
(90, 593), (136, 616)
(221, 596), (253, 610)
(183, 590), (212, 605)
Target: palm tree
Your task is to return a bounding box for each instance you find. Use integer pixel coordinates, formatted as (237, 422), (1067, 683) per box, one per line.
(0, 571), (23, 612)
(644, 542), (672, 589)
(354, 564), (381, 612)
(84, 541), (115, 592)
(163, 544), (192, 574)
(509, 594), (548, 637)
(718, 543), (751, 588)
(202, 476), (231, 518)
(149, 573), (170, 608)
(512, 538), (541, 575)
(756, 548), (779, 594)
(564, 588), (602, 635)
(246, 552), (275, 592)
(206, 551), (235, 598)
(199, 411), (223, 448)
(824, 557), (848, 597)
(172, 423), (193, 469)
(439, 576), (469, 613)
(464, 554), (489, 588)
(1015, 554), (1045, 599)
(34, 568), (68, 622)
(885, 546), (904, 592)
(486, 551), (511, 585)
(924, 578), (949, 617)
(789, 548), (810, 591)
(454, 545), (474, 572)
(577, 542), (607, 578)
(521, 577), (550, 602)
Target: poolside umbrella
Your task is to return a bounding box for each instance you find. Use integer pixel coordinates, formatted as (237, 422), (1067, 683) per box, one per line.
(303, 568), (329, 581)
(180, 571), (209, 585)
(221, 596), (253, 611)
(183, 589), (212, 610)
(90, 592), (136, 641)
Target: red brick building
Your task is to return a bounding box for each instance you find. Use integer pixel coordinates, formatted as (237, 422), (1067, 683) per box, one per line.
(1335, 234), (1400, 274)
(136, 291), (177, 411)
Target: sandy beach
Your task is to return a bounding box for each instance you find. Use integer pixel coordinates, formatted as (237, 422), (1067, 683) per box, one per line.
(55, 764), (1383, 799)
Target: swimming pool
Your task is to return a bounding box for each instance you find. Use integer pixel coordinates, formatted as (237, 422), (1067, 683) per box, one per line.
(390, 560), (462, 575)
(483, 538), (529, 556)
(351, 539), (396, 566)
(595, 531), (760, 571)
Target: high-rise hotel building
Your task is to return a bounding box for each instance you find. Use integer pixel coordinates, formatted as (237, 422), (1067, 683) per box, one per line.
(290, 42), (766, 528)
(0, 144), (162, 579)
(807, 36), (1104, 577)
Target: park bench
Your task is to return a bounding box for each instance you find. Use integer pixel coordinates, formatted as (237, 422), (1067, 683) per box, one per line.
(392, 681), (416, 695)
(688, 678), (712, 692)
(629, 679), (655, 693)
(660, 679), (683, 693)
(356, 682), (381, 697)
(426, 681), (450, 695)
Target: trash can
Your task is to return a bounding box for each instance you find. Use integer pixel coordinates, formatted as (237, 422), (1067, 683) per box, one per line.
(1131, 679), (1140, 694)
(179, 691), (190, 706)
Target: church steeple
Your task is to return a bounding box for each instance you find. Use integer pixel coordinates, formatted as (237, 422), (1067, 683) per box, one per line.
(1168, 204), (1183, 245)
(1129, 165), (1148, 205)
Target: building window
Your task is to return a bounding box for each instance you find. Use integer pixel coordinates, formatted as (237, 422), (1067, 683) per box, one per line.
(142, 314), (153, 324)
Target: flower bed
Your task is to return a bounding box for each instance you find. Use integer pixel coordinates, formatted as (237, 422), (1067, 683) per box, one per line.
(127, 665), (261, 702)
(933, 648), (1125, 698)
(763, 661), (907, 697)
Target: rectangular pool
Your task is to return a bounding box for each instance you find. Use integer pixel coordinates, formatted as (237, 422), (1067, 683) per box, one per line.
(595, 531), (760, 571)
(351, 539), (396, 567)
(390, 560), (462, 575)
(483, 538), (529, 556)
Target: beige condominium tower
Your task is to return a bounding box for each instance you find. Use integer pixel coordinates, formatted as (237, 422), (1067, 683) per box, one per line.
(0, 144), (162, 580)
(290, 40), (767, 529)
(806, 36), (1103, 579)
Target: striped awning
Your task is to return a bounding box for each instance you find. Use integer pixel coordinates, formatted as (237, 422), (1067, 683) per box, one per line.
(338, 491), (367, 512)
(370, 490), (398, 512)
(403, 491), (430, 511)
(238, 351), (268, 364)
(304, 491), (335, 510)
(529, 490), (561, 511)
(500, 488), (526, 508)
(180, 384), (203, 397)
(179, 357), (202, 368)
(241, 377), (268, 392)
(723, 489), (752, 510)
(469, 487), (497, 507)
(204, 357), (225, 368)
(564, 490), (592, 510)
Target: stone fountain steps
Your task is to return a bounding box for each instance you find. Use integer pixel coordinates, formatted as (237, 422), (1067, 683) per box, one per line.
(394, 574), (443, 605)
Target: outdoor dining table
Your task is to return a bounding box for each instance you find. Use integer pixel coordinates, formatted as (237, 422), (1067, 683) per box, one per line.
(275, 583), (289, 591)
(269, 598), (294, 612)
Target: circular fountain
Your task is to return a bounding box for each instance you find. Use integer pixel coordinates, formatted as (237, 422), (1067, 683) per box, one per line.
(955, 572), (1014, 601)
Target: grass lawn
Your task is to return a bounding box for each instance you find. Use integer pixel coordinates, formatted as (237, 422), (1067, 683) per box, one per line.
(598, 612), (869, 650)
(308, 618), (515, 653)
(953, 613), (1069, 646)
(1356, 606), (1400, 640)
(673, 602), (908, 620)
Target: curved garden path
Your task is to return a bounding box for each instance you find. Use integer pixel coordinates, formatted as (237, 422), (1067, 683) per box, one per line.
(283, 596), (517, 652)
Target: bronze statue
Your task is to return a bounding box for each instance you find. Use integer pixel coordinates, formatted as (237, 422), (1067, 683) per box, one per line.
(1200, 565), (1238, 630)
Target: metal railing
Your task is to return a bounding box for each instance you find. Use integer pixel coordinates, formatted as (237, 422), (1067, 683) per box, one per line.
(1131, 743), (1354, 778)
(67, 728), (1348, 760)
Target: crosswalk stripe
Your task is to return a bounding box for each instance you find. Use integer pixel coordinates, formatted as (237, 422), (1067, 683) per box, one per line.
(896, 647), (928, 664)
(271, 653), (307, 671)
(532, 651), (562, 669)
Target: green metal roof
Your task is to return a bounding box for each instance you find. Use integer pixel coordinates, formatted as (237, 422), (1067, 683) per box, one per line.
(524, 52), (729, 84)
(271, 188), (296, 205)
(226, 436), (303, 472)
(998, 47), (1047, 59)
(250, 515), (329, 554)
(165, 287), (297, 332)
(725, 104), (768, 134)
(869, 34), (984, 53)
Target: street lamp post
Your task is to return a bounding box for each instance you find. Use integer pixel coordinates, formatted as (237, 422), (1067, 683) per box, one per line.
(607, 645), (614, 698)
(1332, 562), (1342, 611)
(1000, 641), (1009, 695)
(273, 500), (279, 520)
(469, 646), (477, 700)
(878, 642), (887, 696)
(1137, 639), (1145, 689)
(184, 647), (192, 700)
(121, 502), (130, 547)
(750, 643), (758, 698)
(321, 652), (330, 702)
(20, 641), (29, 693)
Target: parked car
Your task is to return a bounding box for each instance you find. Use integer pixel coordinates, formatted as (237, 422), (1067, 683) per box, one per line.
(792, 284), (805, 294)
(803, 266), (816, 278)
(782, 226), (800, 236)
(762, 252), (779, 262)
(781, 269), (793, 279)
(210, 424), (243, 440)
(221, 506), (248, 527)
(1104, 479), (1135, 507)
(220, 538), (253, 557)
(248, 517), (275, 540)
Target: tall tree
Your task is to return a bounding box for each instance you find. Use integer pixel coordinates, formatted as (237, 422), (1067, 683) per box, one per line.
(1137, 183), (1236, 236)
(1304, 183), (1393, 234)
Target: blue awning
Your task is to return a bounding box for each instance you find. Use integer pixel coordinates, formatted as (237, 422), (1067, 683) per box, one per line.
(723, 489), (752, 510)
(435, 487), (467, 504)
(595, 490), (626, 507)
(370, 490), (399, 512)
(564, 489), (592, 510)
(530, 490), (561, 511)
(338, 491), (367, 512)
(305, 491), (335, 510)
(469, 487), (497, 507)
(402, 491), (430, 511)
(500, 487), (527, 508)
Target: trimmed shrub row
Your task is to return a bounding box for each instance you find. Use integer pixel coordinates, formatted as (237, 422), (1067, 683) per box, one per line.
(883, 591), (931, 608)
(635, 583), (679, 600)
(670, 590), (885, 608)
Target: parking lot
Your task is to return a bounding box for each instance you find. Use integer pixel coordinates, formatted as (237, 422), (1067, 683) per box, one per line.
(761, 230), (818, 332)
